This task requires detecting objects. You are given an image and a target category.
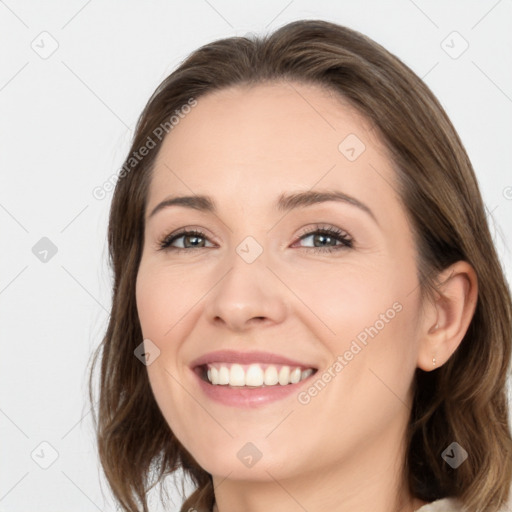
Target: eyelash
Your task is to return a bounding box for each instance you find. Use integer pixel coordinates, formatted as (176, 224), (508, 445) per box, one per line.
(157, 225), (353, 254)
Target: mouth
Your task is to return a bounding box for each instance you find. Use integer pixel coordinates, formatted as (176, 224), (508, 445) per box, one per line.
(189, 350), (318, 407)
(195, 362), (317, 388)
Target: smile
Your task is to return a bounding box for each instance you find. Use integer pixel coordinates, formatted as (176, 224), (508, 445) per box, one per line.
(190, 350), (318, 407)
(203, 363), (315, 387)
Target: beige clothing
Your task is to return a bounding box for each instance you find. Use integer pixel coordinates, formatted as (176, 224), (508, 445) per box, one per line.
(416, 495), (512, 511)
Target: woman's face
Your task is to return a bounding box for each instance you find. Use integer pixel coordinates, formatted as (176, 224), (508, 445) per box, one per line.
(136, 82), (427, 482)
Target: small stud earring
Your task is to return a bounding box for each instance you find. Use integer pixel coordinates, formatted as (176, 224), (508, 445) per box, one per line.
(433, 356), (436, 367)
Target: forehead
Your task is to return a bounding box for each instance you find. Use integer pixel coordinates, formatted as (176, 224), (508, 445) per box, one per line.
(149, 81), (399, 216)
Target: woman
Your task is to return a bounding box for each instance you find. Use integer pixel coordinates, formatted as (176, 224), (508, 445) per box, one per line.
(89, 19), (512, 512)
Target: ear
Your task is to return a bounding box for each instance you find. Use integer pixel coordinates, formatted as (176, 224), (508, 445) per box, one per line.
(417, 261), (478, 372)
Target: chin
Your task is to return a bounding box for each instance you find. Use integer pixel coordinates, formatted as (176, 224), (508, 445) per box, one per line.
(182, 437), (300, 482)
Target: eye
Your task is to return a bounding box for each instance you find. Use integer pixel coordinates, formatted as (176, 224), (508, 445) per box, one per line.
(293, 225), (353, 254)
(157, 229), (213, 252)
(156, 224), (353, 254)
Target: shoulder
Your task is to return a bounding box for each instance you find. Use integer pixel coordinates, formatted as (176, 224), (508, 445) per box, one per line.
(416, 497), (463, 511)
(417, 494), (512, 512)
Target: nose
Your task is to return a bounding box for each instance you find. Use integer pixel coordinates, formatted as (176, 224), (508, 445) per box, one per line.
(204, 249), (288, 332)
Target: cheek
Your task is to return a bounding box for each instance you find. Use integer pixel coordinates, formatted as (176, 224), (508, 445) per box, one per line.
(288, 262), (397, 346)
(135, 264), (199, 340)
(295, 259), (420, 389)
(135, 267), (200, 452)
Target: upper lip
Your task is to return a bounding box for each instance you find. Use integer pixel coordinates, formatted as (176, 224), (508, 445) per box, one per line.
(190, 350), (317, 369)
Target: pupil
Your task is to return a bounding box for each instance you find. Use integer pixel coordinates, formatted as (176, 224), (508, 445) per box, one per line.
(316, 234), (332, 246)
(185, 235), (202, 248)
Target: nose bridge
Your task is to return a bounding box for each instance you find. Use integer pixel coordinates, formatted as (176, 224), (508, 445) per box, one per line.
(204, 234), (287, 330)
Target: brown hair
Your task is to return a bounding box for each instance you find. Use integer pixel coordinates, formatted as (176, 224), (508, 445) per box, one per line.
(88, 19), (512, 512)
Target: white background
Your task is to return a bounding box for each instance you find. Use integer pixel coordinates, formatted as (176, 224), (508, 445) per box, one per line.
(1, 1), (511, 511)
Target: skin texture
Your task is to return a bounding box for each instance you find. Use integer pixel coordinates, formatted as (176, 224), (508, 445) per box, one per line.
(135, 82), (478, 512)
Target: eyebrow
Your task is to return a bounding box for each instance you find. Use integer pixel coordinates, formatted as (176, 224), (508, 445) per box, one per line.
(148, 190), (378, 225)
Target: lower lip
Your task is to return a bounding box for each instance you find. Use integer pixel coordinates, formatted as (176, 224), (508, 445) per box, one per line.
(192, 368), (315, 408)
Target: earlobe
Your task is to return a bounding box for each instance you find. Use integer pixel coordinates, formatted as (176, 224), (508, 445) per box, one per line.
(417, 261), (478, 372)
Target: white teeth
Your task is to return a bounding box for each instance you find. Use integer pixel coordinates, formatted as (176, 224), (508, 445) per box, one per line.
(218, 366), (230, 385)
(278, 366), (290, 385)
(290, 367), (301, 384)
(229, 364), (245, 386)
(264, 366), (279, 385)
(245, 364), (264, 386)
(301, 368), (313, 380)
(204, 363), (315, 387)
